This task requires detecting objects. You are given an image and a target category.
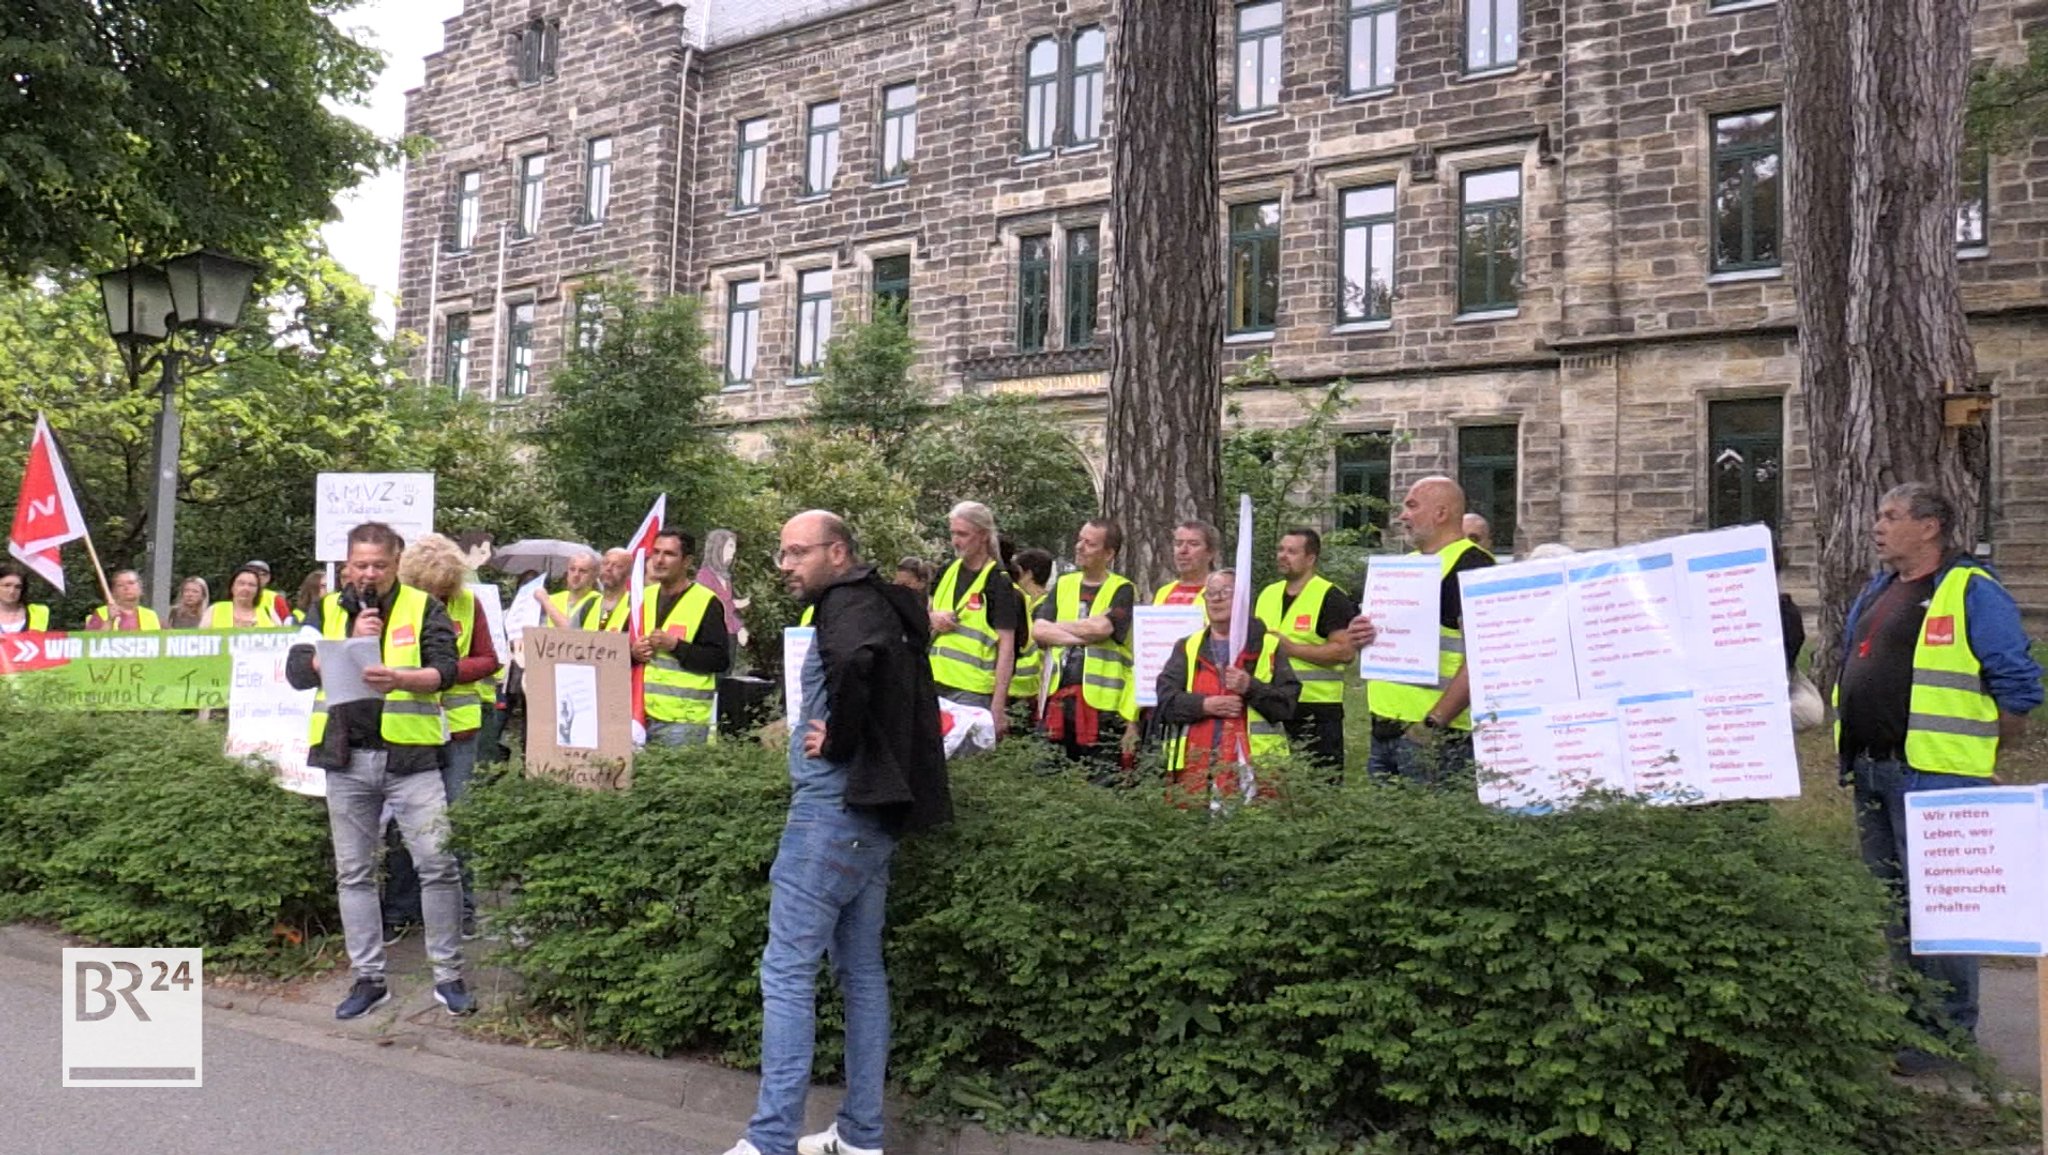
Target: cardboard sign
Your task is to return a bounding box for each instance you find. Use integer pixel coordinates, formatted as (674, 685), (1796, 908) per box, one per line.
(521, 628), (633, 790)
(315, 472), (434, 562)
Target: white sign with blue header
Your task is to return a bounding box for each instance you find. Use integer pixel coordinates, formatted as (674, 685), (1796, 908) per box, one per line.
(1904, 785), (2048, 957)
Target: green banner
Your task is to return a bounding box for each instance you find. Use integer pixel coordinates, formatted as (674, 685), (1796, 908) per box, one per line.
(0, 628), (297, 711)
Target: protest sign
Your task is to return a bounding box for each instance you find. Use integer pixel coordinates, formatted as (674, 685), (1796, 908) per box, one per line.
(504, 574), (547, 666)
(468, 583), (509, 670)
(521, 628), (633, 789)
(1461, 524), (1795, 808)
(1357, 554), (1441, 685)
(782, 626), (815, 720)
(225, 648), (322, 797)
(315, 472), (434, 562)
(1132, 605), (1206, 708)
(0, 629), (295, 712)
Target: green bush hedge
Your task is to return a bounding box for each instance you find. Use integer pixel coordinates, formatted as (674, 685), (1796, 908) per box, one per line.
(456, 739), (1932, 1155)
(0, 695), (336, 965)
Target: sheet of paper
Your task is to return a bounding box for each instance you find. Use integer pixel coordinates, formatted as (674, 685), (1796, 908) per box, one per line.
(1567, 548), (1686, 696)
(1694, 682), (1801, 802)
(1459, 559), (1578, 718)
(1618, 690), (1708, 804)
(1357, 555), (1441, 685)
(1132, 605), (1207, 708)
(1905, 786), (2048, 957)
(1676, 525), (1784, 674)
(783, 626), (815, 721)
(314, 637), (381, 707)
(554, 663), (599, 749)
(468, 582), (509, 668)
(1545, 700), (1630, 799)
(1474, 707), (1555, 812)
(505, 574), (547, 664)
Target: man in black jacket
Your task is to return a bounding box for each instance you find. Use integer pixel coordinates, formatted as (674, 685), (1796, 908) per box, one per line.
(724, 511), (949, 1155)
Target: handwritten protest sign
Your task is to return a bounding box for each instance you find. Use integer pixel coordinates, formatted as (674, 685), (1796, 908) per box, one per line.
(521, 628), (633, 790)
(0, 629), (294, 711)
(225, 648), (322, 796)
(315, 472), (434, 562)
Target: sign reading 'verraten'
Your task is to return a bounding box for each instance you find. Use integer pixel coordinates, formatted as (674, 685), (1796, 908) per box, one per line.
(521, 627), (633, 790)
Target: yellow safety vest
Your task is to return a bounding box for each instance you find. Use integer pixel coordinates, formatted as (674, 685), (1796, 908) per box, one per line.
(550, 589), (598, 628)
(204, 601), (281, 628)
(1254, 575), (1346, 706)
(799, 604), (815, 627)
(307, 586), (445, 748)
(1368, 538), (1490, 729)
(442, 588), (488, 734)
(1046, 570), (1137, 721)
(1010, 590), (1046, 700)
(641, 582), (720, 727)
(1163, 629), (1289, 772)
(21, 605), (50, 631)
(1833, 566), (2005, 778)
(88, 605), (161, 631)
(929, 559), (1005, 696)
(581, 592), (633, 631)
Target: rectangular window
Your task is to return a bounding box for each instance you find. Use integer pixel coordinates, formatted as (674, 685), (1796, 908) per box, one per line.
(1710, 108), (1782, 273)
(1070, 27), (1107, 144)
(1065, 226), (1101, 347)
(583, 137), (613, 223)
(880, 83), (918, 181)
(795, 268), (834, 375)
(872, 254), (911, 318)
(734, 117), (768, 209)
(453, 170), (481, 250)
(1024, 39), (1060, 154)
(571, 291), (604, 354)
(1017, 234), (1053, 352)
(1339, 184), (1396, 323)
(1346, 0), (1397, 94)
(441, 314), (471, 396)
(805, 101), (841, 195)
(505, 302), (535, 398)
(517, 20), (558, 85)
(1458, 167), (1521, 313)
(516, 153), (546, 239)
(726, 280), (760, 386)
(1234, 2), (1284, 113)
(1228, 200), (1282, 334)
(1957, 139), (1989, 249)
(1465, 0), (1518, 72)
(1457, 424), (1519, 550)
(1335, 432), (1393, 535)
(1707, 398), (1783, 535)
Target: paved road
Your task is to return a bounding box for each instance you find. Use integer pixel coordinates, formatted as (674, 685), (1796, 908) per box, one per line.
(0, 961), (729, 1155)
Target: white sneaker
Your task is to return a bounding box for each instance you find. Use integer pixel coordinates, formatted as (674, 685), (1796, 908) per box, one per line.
(798, 1123), (882, 1155)
(719, 1142), (762, 1155)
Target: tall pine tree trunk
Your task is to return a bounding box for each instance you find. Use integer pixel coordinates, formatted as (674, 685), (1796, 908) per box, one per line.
(1784, 0), (1982, 693)
(1103, 0), (1221, 586)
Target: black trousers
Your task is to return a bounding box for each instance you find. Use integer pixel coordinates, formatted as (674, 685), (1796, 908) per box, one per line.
(1285, 703), (1347, 783)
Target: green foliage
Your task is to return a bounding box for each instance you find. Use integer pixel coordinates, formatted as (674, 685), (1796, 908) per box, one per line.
(461, 739), (1935, 1155)
(807, 302), (930, 463)
(900, 394), (1099, 555)
(1224, 358), (1382, 590)
(0, 0), (393, 276)
(0, 234), (561, 620)
(528, 283), (734, 550)
(1967, 29), (2048, 153)
(0, 697), (336, 967)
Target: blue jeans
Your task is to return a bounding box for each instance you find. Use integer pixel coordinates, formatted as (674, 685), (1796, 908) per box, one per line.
(383, 735), (478, 925)
(1367, 730), (1473, 785)
(647, 720), (709, 747)
(1850, 754), (1983, 1039)
(747, 805), (897, 1155)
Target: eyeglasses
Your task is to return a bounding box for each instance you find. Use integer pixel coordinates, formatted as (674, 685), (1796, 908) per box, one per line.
(773, 541), (834, 567)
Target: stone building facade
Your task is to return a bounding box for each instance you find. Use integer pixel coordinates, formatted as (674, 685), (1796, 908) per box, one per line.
(395, 0), (2048, 611)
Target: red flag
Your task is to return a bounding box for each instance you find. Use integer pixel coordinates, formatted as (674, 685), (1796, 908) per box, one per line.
(623, 495), (666, 745)
(8, 415), (89, 592)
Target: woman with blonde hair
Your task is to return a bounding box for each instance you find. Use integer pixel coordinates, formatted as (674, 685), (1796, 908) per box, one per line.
(383, 532), (503, 940)
(168, 576), (210, 629)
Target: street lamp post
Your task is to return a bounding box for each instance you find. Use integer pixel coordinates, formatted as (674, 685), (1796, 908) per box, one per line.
(97, 250), (260, 618)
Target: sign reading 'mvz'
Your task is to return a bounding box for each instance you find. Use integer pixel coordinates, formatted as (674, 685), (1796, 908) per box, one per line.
(0, 629), (296, 712)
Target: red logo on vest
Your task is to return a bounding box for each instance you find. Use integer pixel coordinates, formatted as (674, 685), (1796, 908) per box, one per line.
(966, 594), (983, 612)
(1294, 614), (1312, 631)
(1924, 615), (1956, 647)
(391, 624), (417, 647)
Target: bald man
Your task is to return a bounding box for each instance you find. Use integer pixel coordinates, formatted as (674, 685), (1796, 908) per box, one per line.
(1350, 477), (1496, 783)
(1462, 513), (1493, 554)
(582, 548), (635, 630)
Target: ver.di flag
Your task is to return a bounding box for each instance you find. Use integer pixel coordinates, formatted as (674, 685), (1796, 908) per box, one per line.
(623, 495), (666, 746)
(7, 414), (89, 592)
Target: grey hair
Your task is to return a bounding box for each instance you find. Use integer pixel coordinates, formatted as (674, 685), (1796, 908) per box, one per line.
(1881, 482), (1957, 543)
(948, 500), (1001, 558)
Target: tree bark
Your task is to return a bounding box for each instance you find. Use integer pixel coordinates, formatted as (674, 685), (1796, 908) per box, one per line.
(1103, 0), (1222, 588)
(1783, 0), (1982, 694)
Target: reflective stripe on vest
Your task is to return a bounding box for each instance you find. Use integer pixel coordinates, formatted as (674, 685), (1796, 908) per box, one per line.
(1903, 567), (2001, 776)
(642, 582), (719, 726)
(1048, 570), (1137, 720)
(930, 559), (1003, 694)
(1164, 630), (1290, 773)
(1368, 538), (1490, 729)
(443, 589), (487, 733)
(91, 606), (162, 631)
(307, 586), (446, 748)
(1254, 575), (1344, 704)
